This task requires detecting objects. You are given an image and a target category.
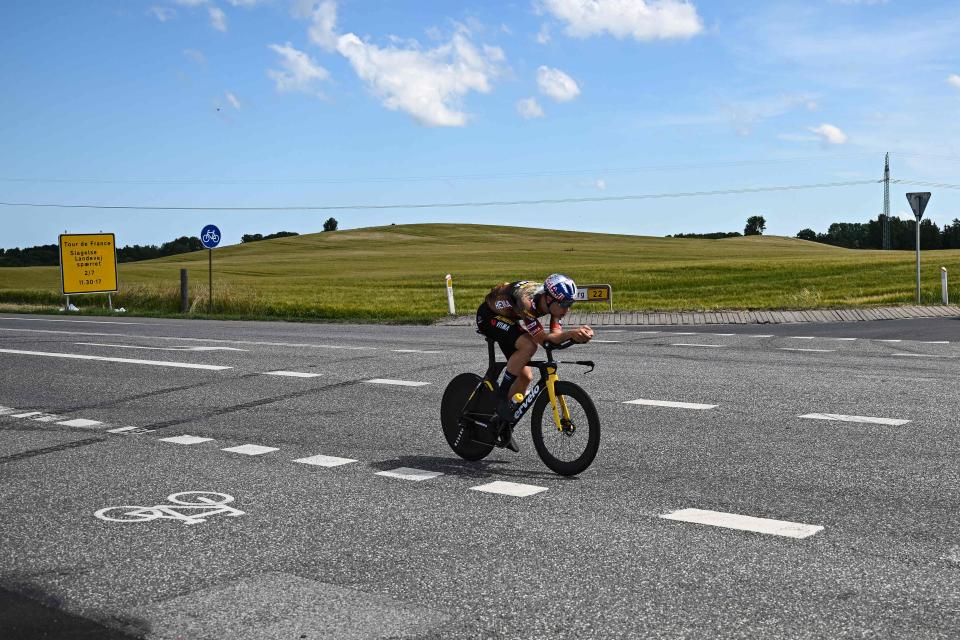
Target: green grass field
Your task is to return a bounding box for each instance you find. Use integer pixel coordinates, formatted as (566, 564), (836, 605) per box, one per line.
(1, 223), (958, 323)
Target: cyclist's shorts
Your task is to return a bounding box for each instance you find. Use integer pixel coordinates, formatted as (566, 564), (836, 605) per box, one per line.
(476, 303), (525, 358)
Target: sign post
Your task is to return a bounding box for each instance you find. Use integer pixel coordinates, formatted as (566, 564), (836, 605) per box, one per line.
(200, 224), (221, 313)
(942, 267), (949, 305)
(573, 284), (614, 312)
(58, 233), (119, 311)
(906, 193), (931, 304)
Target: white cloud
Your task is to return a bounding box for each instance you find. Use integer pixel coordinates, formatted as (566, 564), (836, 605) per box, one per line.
(808, 123), (848, 144)
(334, 31), (504, 127)
(595, 179), (607, 190)
(535, 24), (551, 44)
(307, 0), (339, 52)
(183, 48), (207, 65)
(517, 97), (544, 119)
(537, 66), (580, 102)
(208, 5), (227, 31)
(225, 91), (241, 109)
(148, 6), (176, 22)
(540, 0), (703, 41)
(267, 43), (330, 96)
(948, 74), (960, 89)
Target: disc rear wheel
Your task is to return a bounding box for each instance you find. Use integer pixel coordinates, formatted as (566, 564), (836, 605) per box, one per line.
(441, 373), (495, 461)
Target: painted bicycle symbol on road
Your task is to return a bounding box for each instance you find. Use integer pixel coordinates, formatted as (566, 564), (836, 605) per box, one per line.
(95, 492), (244, 525)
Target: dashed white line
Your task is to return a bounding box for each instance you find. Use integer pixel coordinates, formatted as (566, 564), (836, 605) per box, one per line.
(670, 343), (725, 348)
(921, 341), (950, 344)
(222, 444), (279, 456)
(76, 342), (247, 352)
(470, 481), (548, 497)
(878, 339), (902, 343)
(32, 414), (64, 423)
(108, 426), (141, 434)
(0, 317), (171, 326)
(375, 467), (443, 481)
(799, 413), (910, 426)
(56, 418), (103, 428)
(365, 379), (430, 387)
(779, 348), (836, 353)
(11, 411), (43, 418)
(660, 508), (823, 539)
(262, 371), (322, 378)
(592, 340), (621, 343)
(0, 348), (232, 371)
(624, 399), (717, 410)
(0, 406), (18, 415)
(161, 435), (214, 445)
(746, 334), (774, 338)
(392, 349), (443, 354)
(293, 454), (357, 468)
(891, 353), (956, 359)
(787, 336), (816, 340)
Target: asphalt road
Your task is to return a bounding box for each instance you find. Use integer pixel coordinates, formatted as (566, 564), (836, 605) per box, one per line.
(0, 313), (958, 639)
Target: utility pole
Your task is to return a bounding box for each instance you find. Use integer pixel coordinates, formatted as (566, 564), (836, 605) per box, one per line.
(881, 152), (891, 250)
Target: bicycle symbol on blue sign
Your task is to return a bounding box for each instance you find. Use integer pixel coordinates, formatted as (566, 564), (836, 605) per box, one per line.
(200, 224), (221, 249)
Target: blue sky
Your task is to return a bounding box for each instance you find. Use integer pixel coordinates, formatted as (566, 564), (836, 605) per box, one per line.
(2, 0), (960, 248)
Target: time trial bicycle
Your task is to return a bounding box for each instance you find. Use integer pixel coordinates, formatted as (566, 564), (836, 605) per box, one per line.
(441, 335), (600, 476)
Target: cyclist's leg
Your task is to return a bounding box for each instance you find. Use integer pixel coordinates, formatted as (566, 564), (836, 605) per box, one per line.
(504, 335), (536, 398)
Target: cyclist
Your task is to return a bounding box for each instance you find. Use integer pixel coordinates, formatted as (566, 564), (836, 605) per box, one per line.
(475, 274), (594, 451)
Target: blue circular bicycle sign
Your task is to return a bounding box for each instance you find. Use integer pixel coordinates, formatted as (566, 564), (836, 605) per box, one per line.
(200, 224), (221, 249)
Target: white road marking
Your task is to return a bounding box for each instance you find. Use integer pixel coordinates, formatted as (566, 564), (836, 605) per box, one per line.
(799, 413), (911, 426)
(787, 336), (816, 340)
(32, 414), (64, 423)
(0, 348), (232, 371)
(470, 481), (549, 497)
(57, 418), (103, 428)
(746, 334), (774, 338)
(108, 426), (141, 433)
(75, 342), (247, 352)
(293, 454), (357, 468)
(878, 339), (902, 343)
(0, 317), (171, 326)
(0, 406), (18, 415)
(634, 331), (662, 334)
(829, 338), (857, 341)
(365, 379), (430, 387)
(922, 341), (950, 344)
(0, 327), (374, 351)
(670, 332), (697, 335)
(660, 508), (823, 539)
(779, 348), (836, 353)
(624, 399), (717, 410)
(670, 343), (725, 348)
(221, 444), (279, 455)
(392, 349), (443, 353)
(711, 333), (735, 336)
(11, 411), (43, 418)
(161, 435), (214, 445)
(591, 340), (621, 343)
(262, 371), (322, 378)
(891, 353), (956, 359)
(375, 467), (443, 481)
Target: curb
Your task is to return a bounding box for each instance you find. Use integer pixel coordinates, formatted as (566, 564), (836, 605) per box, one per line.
(436, 305), (960, 327)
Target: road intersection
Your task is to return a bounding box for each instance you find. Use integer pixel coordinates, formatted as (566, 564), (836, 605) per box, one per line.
(0, 313), (957, 638)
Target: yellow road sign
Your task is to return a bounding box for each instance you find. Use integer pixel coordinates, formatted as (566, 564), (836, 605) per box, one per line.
(59, 233), (118, 295)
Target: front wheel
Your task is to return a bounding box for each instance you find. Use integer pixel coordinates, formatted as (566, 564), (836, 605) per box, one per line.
(441, 373), (495, 461)
(530, 381), (600, 476)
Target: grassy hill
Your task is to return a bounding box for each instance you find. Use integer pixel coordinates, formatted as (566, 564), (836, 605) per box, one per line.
(1, 223), (958, 322)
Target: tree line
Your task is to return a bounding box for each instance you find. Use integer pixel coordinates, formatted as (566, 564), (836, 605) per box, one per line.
(0, 228), (316, 267)
(797, 216), (960, 250)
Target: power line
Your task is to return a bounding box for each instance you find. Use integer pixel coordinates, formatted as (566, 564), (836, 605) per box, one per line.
(0, 180), (881, 212)
(891, 179), (960, 190)
(0, 153), (878, 185)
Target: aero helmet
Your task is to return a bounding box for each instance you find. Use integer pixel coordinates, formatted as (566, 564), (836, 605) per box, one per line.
(543, 273), (577, 306)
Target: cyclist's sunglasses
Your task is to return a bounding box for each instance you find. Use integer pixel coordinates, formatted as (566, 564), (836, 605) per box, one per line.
(548, 295), (574, 309)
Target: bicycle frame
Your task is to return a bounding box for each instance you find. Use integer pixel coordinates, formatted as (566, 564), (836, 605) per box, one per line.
(462, 338), (594, 434)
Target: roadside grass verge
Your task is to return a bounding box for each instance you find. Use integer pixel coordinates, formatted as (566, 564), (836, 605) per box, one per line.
(1, 223), (958, 323)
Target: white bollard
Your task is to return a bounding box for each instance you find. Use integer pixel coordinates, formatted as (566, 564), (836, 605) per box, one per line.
(942, 267), (949, 305)
(445, 274), (456, 315)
